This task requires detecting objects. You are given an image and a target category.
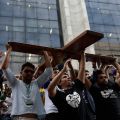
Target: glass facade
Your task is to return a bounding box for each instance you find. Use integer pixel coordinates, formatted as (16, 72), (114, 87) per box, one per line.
(0, 0), (63, 73)
(85, 0), (120, 60)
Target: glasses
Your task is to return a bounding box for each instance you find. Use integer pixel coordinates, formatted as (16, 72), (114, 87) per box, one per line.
(24, 70), (34, 74)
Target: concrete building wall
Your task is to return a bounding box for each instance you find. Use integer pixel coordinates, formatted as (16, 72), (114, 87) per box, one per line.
(59, 0), (94, 73)
(59, 0), (90, 43)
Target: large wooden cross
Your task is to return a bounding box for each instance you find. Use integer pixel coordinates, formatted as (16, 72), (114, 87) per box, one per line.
(8, 30), (115, 66)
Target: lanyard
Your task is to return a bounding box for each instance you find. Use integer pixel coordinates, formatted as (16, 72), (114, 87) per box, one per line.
(25, 84), (31, 98)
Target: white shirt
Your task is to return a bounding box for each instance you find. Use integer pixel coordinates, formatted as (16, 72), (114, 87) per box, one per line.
(3, 67), (52, 117)
(44, 89), (58, 114)
(4, 96), (12, 114)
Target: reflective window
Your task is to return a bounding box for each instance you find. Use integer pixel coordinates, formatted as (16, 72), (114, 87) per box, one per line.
(11, 56), (26, 63)
(38, 28), (49, 34)
(0, 17), (12, 25)
(13, 18), (24, 27)
(0, 5), (13, 16)
(39, 34), (51, 46)
(13, 26), (24, 32)
(38, 20), (49, 28)
(49, 10), (58, 20)
(0, 31), (9, 44)
(50, 34), (60, 48)
(37, 8), (49, 19)
(48, 0), (56, 4)
(50, 21), (59, 28)
(26, 7), (37, 18)
(26, 19), (37, 27)
(27, 27), (38, 32)
(102, 14), (114, 25)
(92, 13), (103, 24)
(13, 6), (25, 17)
(0, 0), (63, 72)
(113, 16), (120, 26)
(13, 32), (25, 43)
(26, 33), (39, 43)
(85, 0), (120, 58)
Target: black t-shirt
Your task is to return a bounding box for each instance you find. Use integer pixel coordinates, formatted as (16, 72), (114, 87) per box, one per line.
(50, 79), (95, 120)
(90, 81), (120, 120)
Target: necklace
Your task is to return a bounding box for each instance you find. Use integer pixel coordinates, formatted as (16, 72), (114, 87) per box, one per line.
(25, 84), (31, 98)
(24, 83), (34, 106)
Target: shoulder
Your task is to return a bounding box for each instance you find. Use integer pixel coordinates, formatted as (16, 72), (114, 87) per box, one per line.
(49, 89), (64, 102)
(74, 79), (85, 88)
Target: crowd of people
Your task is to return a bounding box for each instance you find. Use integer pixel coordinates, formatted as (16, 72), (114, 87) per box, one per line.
(0, 45), (120, 120)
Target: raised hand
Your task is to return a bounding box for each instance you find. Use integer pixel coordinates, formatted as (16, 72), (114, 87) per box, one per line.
(0, 45), (12, 69)
(62, 58), (71, 72)
(43, 51), (52, 67)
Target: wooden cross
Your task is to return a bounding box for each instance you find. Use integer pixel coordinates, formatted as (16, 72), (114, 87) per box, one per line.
(7, 30), (115, 66)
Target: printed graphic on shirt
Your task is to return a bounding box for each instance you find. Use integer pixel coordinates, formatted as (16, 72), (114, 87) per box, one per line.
(100, 89), (116, 98)
(66, 91), (81, 108)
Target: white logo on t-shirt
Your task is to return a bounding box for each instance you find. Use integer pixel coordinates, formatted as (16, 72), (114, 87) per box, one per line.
(66, 92), (81, 108)
(101, 89), (113, 98)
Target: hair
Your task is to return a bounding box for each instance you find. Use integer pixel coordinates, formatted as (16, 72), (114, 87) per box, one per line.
(55, 63), (64, 71)
(53, 67), (59, 71)
(92, 70), (104, 81)
(21, 62), (35, 71)
(74, 69), (78, 77)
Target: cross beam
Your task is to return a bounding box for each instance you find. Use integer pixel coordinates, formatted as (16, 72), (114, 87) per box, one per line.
(8, 30), (106, 65)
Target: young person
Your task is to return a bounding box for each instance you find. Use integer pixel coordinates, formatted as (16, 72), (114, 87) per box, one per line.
(89, 61), (120, 120)
(48, 51), (96, 120)
(1, 45), (52, 120)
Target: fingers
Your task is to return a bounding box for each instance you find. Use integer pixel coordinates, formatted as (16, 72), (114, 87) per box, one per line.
(43, 51), (52, 67)
(6, 44), (12, 51)
(65, 58), (71, 65)
(43, 51), (48, 56)
(50, 56), (53, 63)
(63, 58), (71, 70)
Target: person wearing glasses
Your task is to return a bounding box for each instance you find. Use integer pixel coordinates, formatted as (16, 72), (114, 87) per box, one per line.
(0, 45), (52, 120)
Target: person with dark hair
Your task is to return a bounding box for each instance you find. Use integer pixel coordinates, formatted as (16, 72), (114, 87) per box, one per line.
(21, 62), (35, 71)
(48, 51), (96, 120)
(0, 46), (52, 120)
(87, 61), (120, 120)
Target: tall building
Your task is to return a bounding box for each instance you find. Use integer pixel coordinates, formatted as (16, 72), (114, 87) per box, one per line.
(85, 0), (120, 60)
(1, 0), (120, 73)
(59, 0), (120, 60)
(59, 0), (94, 71)
(59, 0), (120, 72)
(0, 0), (63, 73)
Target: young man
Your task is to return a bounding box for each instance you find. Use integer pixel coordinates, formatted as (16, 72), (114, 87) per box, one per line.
(0, 46), (52, 120)
(48, 52), (96, 120)
(89, 61), (120, 120)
